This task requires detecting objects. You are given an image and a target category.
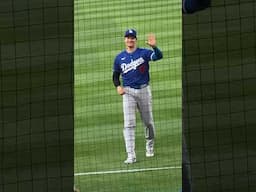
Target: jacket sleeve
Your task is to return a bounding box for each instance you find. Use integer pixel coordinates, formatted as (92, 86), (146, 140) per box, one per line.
(151, 47), (163, 61)
(112, 71), (121, 87)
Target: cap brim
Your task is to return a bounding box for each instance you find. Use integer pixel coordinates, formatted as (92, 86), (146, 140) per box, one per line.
(125, 34), (136, 38)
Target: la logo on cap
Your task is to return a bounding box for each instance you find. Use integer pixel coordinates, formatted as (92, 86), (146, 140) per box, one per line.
(129, 29), (133, 33)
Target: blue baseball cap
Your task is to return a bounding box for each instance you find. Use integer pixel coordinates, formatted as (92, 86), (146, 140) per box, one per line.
(124, 29), (137, 38)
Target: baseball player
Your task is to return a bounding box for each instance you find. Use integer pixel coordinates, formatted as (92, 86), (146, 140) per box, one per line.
(112, 29), (163, 164)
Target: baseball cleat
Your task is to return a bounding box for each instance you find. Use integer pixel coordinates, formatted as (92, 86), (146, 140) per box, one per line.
(124, 157), (136, 164)
(146, 150), (154, 157)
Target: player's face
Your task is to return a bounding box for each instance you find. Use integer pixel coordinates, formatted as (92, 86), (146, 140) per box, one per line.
(125, 36), (137, 48)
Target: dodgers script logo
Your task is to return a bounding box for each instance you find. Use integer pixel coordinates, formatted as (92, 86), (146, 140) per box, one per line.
(121, 57), (145, 74)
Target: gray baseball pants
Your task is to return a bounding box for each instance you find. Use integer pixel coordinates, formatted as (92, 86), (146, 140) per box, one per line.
(123, 85), (155, 157)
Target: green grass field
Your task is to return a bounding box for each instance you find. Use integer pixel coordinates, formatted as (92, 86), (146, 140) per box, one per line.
(74, 0), (182, 191)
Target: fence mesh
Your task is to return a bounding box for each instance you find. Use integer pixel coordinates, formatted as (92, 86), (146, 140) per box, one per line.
(183, 0), (256, 191)
(74, 0), (182, 191)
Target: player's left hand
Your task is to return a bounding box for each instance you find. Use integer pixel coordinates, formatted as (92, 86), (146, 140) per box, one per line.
(146, 33), (156, 48)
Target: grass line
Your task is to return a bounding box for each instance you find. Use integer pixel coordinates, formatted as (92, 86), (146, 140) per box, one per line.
(75, 166), (181, 176)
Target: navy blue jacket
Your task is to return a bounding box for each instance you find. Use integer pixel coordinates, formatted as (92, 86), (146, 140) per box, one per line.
(183, 0), (211, 14)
